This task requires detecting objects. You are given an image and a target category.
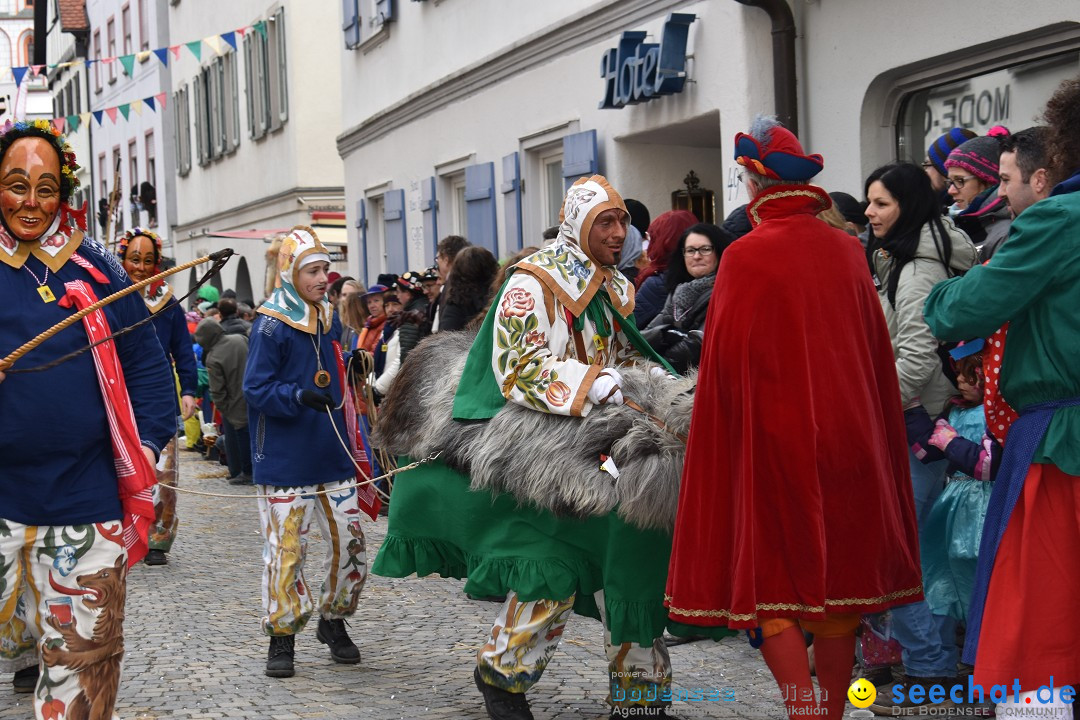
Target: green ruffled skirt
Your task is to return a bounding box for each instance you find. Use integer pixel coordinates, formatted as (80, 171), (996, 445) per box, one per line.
(372, 459), (733, 645)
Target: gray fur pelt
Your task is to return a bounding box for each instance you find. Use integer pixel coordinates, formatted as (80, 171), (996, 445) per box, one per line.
(374, 329), (695, 531)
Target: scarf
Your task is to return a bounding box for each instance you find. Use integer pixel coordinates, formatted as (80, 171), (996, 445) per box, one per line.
(332, 340), (380, 520)
(257, 226), (333, 334)
(60, 254), (158, 566)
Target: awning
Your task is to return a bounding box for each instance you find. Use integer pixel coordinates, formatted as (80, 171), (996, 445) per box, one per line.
(208, 229), (289, 240)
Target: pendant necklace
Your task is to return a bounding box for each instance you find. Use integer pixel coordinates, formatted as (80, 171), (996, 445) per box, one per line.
(23, 262), (56, 303)
(310, 322), (332, 388)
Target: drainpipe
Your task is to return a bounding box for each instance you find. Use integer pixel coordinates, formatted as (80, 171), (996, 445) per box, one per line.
(733, 0), (798, 135)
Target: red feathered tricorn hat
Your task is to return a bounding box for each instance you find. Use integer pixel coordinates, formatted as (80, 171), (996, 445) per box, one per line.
(734, 125), (824, 182)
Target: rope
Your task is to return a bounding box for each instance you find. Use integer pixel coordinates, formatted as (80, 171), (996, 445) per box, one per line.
(624, 398), (688, 444)
(0, 249), (235, 373)
(168, 451), (441, 500)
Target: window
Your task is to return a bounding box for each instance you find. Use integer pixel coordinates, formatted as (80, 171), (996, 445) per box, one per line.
(138, 0), (149, 51)
(128, 139), (139, 226)
(244, 8), (288, 140)
(543, 156), (563, 228)
(122, 5), (132, 57)
(107, 18), (117, 83)
(93, 30), (102, 92)
(195, 51), (241, 165)
(74, 76), (81, 113)
(22, 32), (32, 67)
(98, 153), (107, 200)
(145, 131), (156, 186)
(174, 83), (191, 176)
(449, 174), (467, 237)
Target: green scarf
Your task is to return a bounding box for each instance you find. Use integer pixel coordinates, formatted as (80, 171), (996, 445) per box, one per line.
(453, 278), (675, 421)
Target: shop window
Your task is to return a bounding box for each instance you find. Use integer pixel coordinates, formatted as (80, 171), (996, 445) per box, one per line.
(897, 51), (1080, 164)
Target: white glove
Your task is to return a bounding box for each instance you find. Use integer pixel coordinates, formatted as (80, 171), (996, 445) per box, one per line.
(650, 366), (675, 381)
(587, 368), (624, 406)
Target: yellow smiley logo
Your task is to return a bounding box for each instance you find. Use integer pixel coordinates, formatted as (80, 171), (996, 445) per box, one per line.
(848, 678), (877, 708)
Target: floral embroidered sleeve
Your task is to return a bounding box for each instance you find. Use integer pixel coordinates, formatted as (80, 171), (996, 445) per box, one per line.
(492, 272), (601, 417)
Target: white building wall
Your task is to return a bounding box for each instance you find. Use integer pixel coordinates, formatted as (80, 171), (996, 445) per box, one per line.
(338, 0), (772, 283)
(168, 0), (344, 303)
(44, 2), (91, 213)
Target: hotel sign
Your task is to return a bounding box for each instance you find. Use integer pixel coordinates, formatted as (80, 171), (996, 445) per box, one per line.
(600, 13), (696, 109)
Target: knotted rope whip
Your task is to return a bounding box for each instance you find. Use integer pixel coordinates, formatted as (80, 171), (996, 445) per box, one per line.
(0, 248), (234, 373)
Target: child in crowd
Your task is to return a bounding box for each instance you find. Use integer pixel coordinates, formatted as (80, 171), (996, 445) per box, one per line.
(905, 340), (1002, 627)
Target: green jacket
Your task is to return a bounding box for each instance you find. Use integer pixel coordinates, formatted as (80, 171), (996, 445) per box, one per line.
(924, 185), (1080, 475)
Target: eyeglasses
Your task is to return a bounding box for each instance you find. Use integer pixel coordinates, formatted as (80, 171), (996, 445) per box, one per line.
(920, 161), (934, 169)
(684, 246), (714, 257)
(945, 175), (976, 190)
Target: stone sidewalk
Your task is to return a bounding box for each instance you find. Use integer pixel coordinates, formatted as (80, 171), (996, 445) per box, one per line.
(2, 452), (791, 720)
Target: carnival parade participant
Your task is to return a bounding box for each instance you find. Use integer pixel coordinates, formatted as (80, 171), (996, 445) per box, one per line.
(373, 175), (680, 720)
(664, 117), (923, 719)
(923, 75), (1080, 716)
(0, 120), (176, 720)
(117, 227), (199, 566)
(243, 226), (374, 679)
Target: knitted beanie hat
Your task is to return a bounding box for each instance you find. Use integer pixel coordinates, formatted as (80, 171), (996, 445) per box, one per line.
(927, 127), (977, 177)
(944, 127), (1010, 185)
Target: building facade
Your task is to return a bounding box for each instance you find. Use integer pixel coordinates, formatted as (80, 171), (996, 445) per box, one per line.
(2, 0), (51, 123)
(45, 0), (92, 213)
(167, 0), (345, 304)
(336, 0), (1080, 285)
(83, 0), (174, 258)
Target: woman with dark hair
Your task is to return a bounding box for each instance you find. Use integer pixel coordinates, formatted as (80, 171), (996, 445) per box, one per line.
(632, 209), (698, 327)
(438, 246), (499, 332)
(862, 162), (977, 710)
(642, 223), (733, 373)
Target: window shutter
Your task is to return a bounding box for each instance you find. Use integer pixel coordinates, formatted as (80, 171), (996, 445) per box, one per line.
(465, 162), (497, 255)
(383, 189), (407, 273)
(420, 176), (438, 261)
(356, 199), (369, 287)
(375, 0), (394, 25)
(342, 0), (360, 49)
(500, 152), (523, 251)
(561, 129), (598, 190)
(193, 76), (205, 165)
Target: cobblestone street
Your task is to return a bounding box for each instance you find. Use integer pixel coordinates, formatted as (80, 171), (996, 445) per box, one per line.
(2, 452), (789, 720)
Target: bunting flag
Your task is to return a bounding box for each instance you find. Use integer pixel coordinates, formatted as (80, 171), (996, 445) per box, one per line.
(131, 99), (143, 115)
(153, 47), (169, 66)
(118, 103), (131, 121)
(12, 66), (27, 87)
(53, 117), (66, 134)
(80, 112), (91, 126)
(170, 45), (182, 60)
(222, 31), (237, 50)
(30, 65), (44, 78)
(93, 110), (104, 126)
(185, 40), (202, 61)
(105, 107), (118, 123)
(67, 114), (80, 132)
(144, 96), (156, 112)
(136, 51), (152, 63)
(254, 21), (268, 39)
(119, 54), (136, 76)
(155, 92), (167, 110)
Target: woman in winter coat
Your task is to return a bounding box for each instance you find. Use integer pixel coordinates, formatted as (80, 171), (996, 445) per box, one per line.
(863, 161), (978, 695)
(438, 246), (500, 332)
(642, 223), (734, 373)
(632, 210), (698, 327)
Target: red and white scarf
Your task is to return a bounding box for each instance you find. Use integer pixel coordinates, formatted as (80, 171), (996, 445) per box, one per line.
(58, 253), (158, 565)
(333, 340), (380, 520)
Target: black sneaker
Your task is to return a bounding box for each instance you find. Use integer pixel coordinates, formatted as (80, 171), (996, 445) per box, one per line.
(12, 665), (38, 693)
(316, 618), (360, 664)
(144, 549), (168, 566)
(265, 635), (295, 678)
(229, 472), (252, 486)
(869, 676), (958, 716)
(474, 667), (534, 720)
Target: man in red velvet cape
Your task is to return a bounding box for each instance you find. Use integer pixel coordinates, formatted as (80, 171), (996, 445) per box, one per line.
(664, 116), (923, 719)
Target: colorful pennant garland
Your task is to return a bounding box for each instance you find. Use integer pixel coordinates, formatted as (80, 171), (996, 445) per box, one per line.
(3, 18), (274, 87)
(39, 92), (168, 135)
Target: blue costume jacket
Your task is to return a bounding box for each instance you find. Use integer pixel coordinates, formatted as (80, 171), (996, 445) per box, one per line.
(152, 298), (199, 399)
(0, 237), (177, 526)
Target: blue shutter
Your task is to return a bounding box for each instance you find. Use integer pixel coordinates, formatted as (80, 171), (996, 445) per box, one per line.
(465, 162), (497, 254)
(384, 189), (407, 273)
(342, 0), (360, 49)
(355, 199), (368, 286)
(501, 152), (523, 251)
(562, 130), (598, 190)
(420, 176), (438, 261)
(375, 0), (394, 23)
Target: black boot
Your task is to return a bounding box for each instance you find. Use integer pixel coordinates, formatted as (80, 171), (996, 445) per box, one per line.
(474, 667), (534, 720)
(265, 635), (295, 678)
(144, 549), (168, 566)
(12, 665), (38, 693)
(316, 618), (360, 664)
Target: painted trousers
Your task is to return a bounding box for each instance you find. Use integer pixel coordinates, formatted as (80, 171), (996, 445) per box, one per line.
(148, 437), (179, 553)
(258, 479), (369, 636)
(0, 518), (128, 720)
(477, 590), (672, 709)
